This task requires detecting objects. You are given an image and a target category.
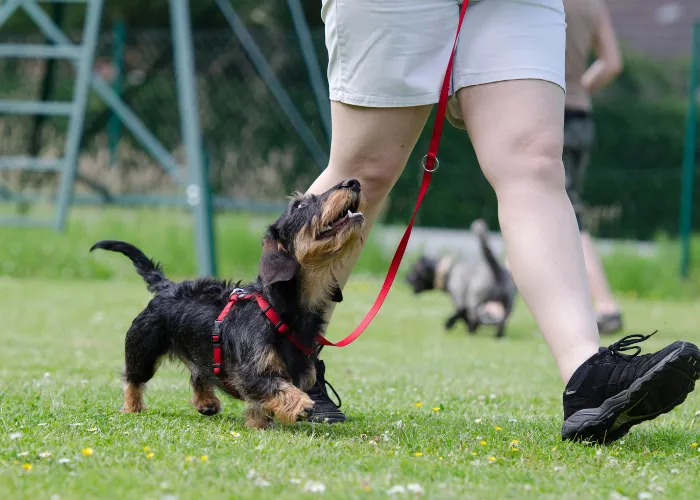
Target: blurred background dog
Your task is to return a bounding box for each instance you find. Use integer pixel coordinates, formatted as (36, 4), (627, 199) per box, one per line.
(405, 219), (517, 338)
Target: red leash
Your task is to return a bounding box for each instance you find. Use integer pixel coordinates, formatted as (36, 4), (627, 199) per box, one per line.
(317, 0), (469, 349)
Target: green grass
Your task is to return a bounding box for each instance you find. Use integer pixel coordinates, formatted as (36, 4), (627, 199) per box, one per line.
(1, 277), (699, 499)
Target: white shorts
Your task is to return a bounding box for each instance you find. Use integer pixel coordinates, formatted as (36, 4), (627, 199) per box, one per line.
(321, 0), (566, 129)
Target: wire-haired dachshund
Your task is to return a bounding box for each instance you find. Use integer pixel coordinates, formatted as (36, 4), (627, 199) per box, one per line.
(91, 179), (365, 428)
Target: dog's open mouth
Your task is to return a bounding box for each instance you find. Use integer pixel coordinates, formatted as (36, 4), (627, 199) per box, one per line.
(318, 198), (364, 239)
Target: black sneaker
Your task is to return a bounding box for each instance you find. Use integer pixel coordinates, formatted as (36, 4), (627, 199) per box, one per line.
(306, 359), (346, 423)
(562, 332), (700, 443)
(597, 312), (623, 335)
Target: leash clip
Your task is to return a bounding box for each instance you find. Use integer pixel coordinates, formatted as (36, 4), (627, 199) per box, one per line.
(229, 287), (247, 299)
(421, 154), (440, 173)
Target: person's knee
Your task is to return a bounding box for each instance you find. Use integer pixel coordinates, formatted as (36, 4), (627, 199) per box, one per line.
(484, 129), (565, 193)
(329, 151), (404, 206)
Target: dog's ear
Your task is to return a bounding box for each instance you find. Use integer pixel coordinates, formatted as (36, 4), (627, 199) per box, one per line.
(330, 279), (343, 303)
(259, 238), (299, 288)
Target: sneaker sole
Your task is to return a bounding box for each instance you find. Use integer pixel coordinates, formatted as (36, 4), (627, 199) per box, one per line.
(561, 341), (700, 444)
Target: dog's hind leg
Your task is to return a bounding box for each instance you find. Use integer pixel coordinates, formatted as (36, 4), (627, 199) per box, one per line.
(121, 315), (169, 413)
(495, 321), (506, 338)
(189, 370), (221, 416)
(444, 309), (466, 331)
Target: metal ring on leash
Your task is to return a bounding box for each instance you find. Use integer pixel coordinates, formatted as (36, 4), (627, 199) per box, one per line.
(421, 154), (440, 173)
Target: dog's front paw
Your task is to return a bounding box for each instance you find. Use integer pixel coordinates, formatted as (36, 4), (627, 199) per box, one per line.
(265, 384), (315, 425)
(296, 400), (315, 422)
(196, 400), (221, 416)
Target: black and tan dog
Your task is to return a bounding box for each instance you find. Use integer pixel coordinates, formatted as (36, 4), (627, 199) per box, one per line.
(91, 179), (365, 429)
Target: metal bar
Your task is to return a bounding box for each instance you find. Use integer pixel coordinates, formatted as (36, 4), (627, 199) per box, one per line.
(55, 0), (103, 230)
(0, 216), (54, 227)
(170, 0), (216, 276)
(287, 0), (331, 144)
(108, 20), (126, 168)
(21, 0), (185, 184)
(214, 0), (329, 170)
(4, 191), (288, 212)
(0, 44), (81, 58)
(0, 0), (22, 28)
(0, 100), (72, 115)
(0, 156), (63, 170)
(680, 20), (700, 279)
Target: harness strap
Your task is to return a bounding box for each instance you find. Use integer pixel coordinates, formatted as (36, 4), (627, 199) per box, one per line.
(316, 0), (470, 349)
(212, 290), (314, 376)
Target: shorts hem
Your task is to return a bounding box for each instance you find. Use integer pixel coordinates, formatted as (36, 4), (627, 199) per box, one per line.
(454, 68), (566, 93)
(329, 89), (442, 108)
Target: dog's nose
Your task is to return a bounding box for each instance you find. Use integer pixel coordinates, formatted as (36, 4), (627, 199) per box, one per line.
(341, 179), (361, 192)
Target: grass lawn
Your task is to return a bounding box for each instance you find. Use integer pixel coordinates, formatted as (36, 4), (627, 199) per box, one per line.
(1, 276), (699, 499)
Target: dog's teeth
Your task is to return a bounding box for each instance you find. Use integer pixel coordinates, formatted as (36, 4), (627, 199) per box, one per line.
(322, 225), (332, 231)
(347, 210), (354, 217)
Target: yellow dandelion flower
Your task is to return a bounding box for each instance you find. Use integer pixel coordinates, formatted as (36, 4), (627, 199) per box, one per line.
(692, 443), (698, 448)
(414, 402), (423, 408)
(488, 456), (496, 462)
(231, 431), (241, 438)
(512, 448), (519, 452)
(146, 452), (155, 459)
(200, 455), (208, 461)
(510, 440), (520, 446)
(362, 486), (372, 492)
(472, 452), (477, 456)
(480, 440), (487, 446)
(82, 448), (94, 456)
(143, 446), (150, 452)
(494, 426), (502, 431)
(185, 456), (193, 462)
(22, 463), (32, 471)
(432, 407), (440, 413)
(414, 452), (423, 457)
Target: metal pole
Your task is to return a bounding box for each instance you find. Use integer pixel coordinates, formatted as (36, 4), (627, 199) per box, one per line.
(287, 0), (331, 144)
(108, 19), (125, 168)
(55, 0), (103, 230)
(214, 0), (329, 170)
(170, 0), (216, 277)
(680, 20), (699, 279)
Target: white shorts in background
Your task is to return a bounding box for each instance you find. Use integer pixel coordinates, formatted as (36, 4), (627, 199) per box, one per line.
(321, 0), (566, 129)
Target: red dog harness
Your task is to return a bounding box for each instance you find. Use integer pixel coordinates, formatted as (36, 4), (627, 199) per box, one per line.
(212, 288), (313, 376)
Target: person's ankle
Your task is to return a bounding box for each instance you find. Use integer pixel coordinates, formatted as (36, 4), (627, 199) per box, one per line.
(559, 343), (600, 385)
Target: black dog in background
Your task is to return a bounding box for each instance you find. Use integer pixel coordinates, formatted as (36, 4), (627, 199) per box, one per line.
(406, 219), (517, 337)
(91, 179), (365, 428)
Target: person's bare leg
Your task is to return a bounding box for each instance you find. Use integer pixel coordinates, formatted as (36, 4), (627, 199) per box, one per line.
(306, 102), (432, 301)
(580, 231), (619, 315)
(458, 80), (600, 383)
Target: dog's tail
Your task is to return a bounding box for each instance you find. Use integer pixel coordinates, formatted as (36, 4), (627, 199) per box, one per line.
(90, 240), (171, 293)
(471, 219), (503, 283)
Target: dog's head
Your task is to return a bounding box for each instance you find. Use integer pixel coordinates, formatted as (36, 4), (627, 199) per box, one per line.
(258, 179), (366, 309)
(405, 255), (437, 294)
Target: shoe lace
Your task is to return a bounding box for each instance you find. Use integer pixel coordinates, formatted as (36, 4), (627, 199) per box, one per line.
(608, 331), (657, 357)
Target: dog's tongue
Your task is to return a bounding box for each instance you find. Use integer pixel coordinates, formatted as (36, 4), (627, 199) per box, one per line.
(332, 213), (349, 228)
